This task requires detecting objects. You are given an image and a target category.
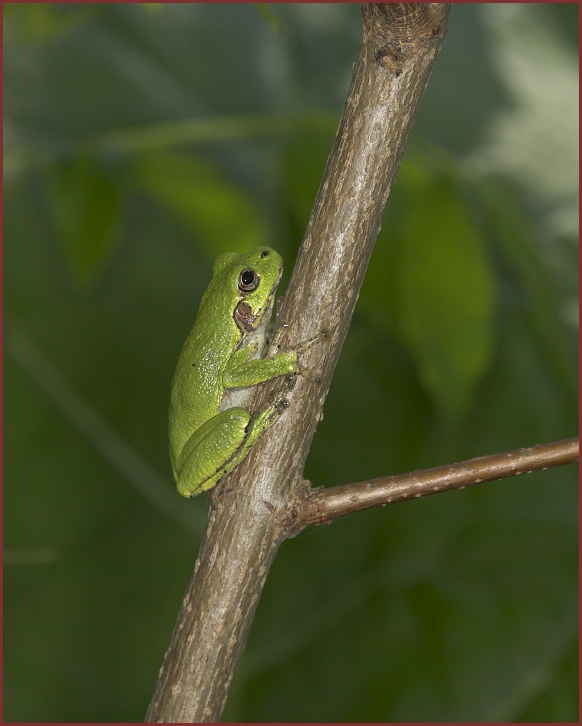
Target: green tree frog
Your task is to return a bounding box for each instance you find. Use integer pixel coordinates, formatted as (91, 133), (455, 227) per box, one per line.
(169, 246), (309, 498)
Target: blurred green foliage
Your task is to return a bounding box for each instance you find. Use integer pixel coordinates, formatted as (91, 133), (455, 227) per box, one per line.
(4, 3), (578, 722)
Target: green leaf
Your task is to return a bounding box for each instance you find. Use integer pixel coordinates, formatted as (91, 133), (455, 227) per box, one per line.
(253, 4), (282, 34)
(3, 4), (95, 43)
(474, 175), (577, 394)
(363, 153), (495, 418)
(135, 151), (266, 259)
(46, 155), (124, 287)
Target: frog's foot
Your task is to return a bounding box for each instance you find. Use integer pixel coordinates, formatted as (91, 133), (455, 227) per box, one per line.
(293, 329), (328, 354)
(239, 397), (289, 458)
(269, 327), (328, 357)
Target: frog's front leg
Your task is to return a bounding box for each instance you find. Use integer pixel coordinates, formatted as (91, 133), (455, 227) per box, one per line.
(223, 344), (300, 389)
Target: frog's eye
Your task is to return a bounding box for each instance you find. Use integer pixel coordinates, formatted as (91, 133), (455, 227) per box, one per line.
(238, 268), (260, 293)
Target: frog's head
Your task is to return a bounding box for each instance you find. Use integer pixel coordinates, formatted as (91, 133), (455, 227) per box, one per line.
(218, 246), (284, 334)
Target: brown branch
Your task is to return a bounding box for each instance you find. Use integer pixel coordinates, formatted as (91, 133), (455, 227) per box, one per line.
(146, 5), (451, 722)
(293, 438), (579, 530)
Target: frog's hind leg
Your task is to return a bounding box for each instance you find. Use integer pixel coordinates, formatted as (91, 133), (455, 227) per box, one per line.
(176, 401), (286, 498)
(176, 408), (251, 497)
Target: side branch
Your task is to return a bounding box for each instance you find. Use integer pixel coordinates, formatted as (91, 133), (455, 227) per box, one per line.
(296, 438), (578, 529)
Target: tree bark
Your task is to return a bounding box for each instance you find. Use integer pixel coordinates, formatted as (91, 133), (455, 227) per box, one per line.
(146, 4), (451, 722)
(294, 437), (579, 530)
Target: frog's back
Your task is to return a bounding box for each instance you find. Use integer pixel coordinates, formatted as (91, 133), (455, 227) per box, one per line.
(168, 278), (240, 468)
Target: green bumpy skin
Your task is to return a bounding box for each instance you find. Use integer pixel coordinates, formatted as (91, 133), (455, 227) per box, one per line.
(169, 246), (301, 498)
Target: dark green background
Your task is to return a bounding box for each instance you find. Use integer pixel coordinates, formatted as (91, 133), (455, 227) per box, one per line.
(4, 3), (578, 722)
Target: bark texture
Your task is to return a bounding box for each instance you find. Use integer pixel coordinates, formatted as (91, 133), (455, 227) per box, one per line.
(146, 4), (451, 722)
(296, 437), (579, 529)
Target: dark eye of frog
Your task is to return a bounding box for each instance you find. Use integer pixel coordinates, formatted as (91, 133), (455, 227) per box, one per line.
(238, 268), (260, 293)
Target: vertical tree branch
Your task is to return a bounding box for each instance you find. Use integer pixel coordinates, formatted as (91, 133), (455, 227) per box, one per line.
(146, 5), (451, 722)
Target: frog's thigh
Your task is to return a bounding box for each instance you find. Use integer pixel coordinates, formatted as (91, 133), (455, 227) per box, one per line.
(176, 408), (250, 497)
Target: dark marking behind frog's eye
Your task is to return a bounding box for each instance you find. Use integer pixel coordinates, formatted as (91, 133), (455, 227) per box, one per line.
(238, 268), (259, 292)
(233, 301), (255, 333)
